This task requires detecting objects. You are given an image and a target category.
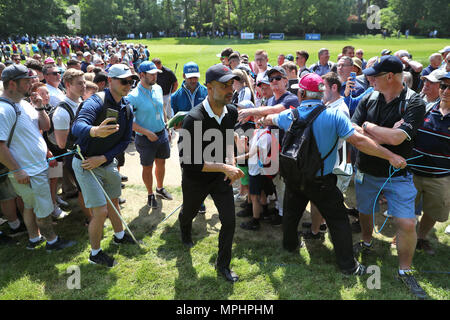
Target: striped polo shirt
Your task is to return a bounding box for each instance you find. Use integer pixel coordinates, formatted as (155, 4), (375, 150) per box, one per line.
(411, 102), (450, 177)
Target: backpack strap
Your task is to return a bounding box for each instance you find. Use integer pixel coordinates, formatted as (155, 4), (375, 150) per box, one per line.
(398, 87), (415, 115)
(0, 97), (20, 147)
(56, 101), (76, 122)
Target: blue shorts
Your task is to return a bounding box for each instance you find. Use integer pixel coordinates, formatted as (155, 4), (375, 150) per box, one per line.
(135, 130), (170, 167)
(72, 157), (122, 209)
(355, 171), (417, 219)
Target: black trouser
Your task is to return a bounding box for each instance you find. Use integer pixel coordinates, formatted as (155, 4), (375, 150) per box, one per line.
(283, 174), (357, 272)
(179, 173), (235, 268)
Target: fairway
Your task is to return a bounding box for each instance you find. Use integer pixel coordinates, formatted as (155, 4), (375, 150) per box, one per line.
(124, 36), (449, 79)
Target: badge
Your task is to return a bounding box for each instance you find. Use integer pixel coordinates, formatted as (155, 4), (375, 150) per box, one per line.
(355, 169), (364, 184)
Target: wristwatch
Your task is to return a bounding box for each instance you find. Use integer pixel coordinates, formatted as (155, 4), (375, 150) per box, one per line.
(35, 107), (45, 111)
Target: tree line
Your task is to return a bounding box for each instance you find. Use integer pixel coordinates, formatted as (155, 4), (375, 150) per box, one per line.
(0, 0), (448, 38)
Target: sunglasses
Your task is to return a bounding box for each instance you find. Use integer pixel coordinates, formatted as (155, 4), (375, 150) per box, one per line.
(440, 83), (449, 90)
(116, 78), (135, 86)
(269, 76), (284, 82)
(49, 71), (61, 76)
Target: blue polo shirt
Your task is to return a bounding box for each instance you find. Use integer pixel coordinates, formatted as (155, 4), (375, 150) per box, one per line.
(411, 102), (450, 177)
(126, 83), (166, 134)
(267, 91), (300, 109)
(274, 100), (355, 176)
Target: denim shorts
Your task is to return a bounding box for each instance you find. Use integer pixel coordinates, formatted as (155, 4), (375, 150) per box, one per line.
(9, 170), (53, 218)
(355, 171), (417, 219)
(135, 130), (170, 167)
(72, 157), (121, 209)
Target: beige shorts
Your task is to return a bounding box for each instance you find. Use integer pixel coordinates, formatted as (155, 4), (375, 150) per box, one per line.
(413, 175), (450, 222)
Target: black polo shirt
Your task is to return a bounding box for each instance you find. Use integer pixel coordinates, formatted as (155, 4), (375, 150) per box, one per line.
(156, 65), (177, 95)
(179, 101), (238, 183)
(351, 87), (425, 177)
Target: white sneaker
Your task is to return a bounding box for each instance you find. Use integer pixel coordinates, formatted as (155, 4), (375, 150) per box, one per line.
(52, 206), (68, 219)
(445, 225), (450, 235)
(233, 187), (240, 195)
(234, 194), (247, 202)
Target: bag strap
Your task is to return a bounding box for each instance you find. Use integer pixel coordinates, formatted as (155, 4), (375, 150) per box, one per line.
(0, 97), (20, 147)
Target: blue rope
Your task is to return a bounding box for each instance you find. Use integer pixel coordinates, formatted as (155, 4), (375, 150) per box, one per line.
(0, 150), (75, 178)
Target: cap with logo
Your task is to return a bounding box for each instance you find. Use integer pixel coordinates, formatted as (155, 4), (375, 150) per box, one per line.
(256, 75), (270, 87)
(421, 69), (446, 83)
(266, 66), (287, 78)
(44, 57), (55, 65)
(138, 61), (162, 74)
(205, 64), (240, 84)
(363, 55), (404, 76)
(1, 64), (37, 82)
(183, 62), (200, 79)
(108, 64), (138, 79)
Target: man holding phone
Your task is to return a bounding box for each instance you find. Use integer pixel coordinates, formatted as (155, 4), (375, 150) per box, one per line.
(127, 61), (173, 209)
(71, 64), (137, 267)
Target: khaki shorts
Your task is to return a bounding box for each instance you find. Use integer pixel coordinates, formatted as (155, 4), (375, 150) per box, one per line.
(413, 175), (450, 222)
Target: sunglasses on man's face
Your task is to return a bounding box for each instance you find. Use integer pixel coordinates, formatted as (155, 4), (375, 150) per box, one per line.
(269, 76), (284, 82)
(117, 78), (135, 86)
(49, 71), (61, 76)
(440, 83), (449, 91)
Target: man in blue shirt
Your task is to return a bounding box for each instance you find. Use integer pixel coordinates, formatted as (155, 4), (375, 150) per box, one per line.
(309, 48), (337, 77)
(127, 61), (172, 209)
(263, 73), (407, 276)
(72, 64), (137, 267)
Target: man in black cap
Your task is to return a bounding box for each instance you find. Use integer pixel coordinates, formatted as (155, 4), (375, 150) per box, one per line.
(351, 55), (427, 299)
(178, 63), (244, 282)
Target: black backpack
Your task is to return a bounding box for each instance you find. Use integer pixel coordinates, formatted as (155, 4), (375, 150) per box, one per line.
(0, 98), (20, 182)
(279, 105), (338, 191)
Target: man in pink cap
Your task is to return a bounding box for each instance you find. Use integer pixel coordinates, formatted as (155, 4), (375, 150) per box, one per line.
(262, 72), (408, 276)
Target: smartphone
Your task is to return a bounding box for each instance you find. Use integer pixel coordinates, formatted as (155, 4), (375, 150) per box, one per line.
(350, 72), (356, 83)
(106, 108), (119, 124)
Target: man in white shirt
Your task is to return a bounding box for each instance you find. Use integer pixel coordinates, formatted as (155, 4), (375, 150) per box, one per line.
(0, 64), (76, 251)
(44, 65), (65, 107)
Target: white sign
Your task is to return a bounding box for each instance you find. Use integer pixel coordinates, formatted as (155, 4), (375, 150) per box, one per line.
(241, 33), (255, 40)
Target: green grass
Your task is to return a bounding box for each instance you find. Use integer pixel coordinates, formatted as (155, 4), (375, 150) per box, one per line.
(0, 179), (449, 300)
(123, 35), (449, 80)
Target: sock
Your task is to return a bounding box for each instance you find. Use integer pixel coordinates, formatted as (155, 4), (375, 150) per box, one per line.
(47, 236), (58, 245)
(29, 236), (42, 243)
(115, 231), (124, 240)
(8, 219), (20, 230)
(91, 248), (101, 256)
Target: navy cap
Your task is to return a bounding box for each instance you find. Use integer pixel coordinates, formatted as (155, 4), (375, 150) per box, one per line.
(266, 66), (287, 78)
(205, 64), (239, 84)
(1, 64), (37, 82)
(363, 55), (404, 76)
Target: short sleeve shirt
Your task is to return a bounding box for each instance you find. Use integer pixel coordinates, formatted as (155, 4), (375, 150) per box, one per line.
(156, 66), (177, 95)
(52, 97), (80, 130)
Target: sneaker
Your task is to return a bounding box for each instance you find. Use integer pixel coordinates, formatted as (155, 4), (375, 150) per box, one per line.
(302, 229), (324, 240)
(445, 225), (450, 235)
(234, 193), (247, 203)
(147, 194), (158, 209)
(383, 210), (393, 218)
(119, 197), (126, 205)
(239, 201), (249, 209)
(353, 240), (373, 255)
(113, 233), (136, 245)
(8, 223), (27, 237)
(51, 206), (68, 220)
(233, 187), (240, 195)
(416, 239), (435, 255)
(0, 233), (18, 246)
(343, 263), (367, 276)
(270, 214), (282, 226)
(397, 271), (428, 300)
(89, 250), (117, 268)
(120, 174), (128, 182)
(240, 218), (260, 231)
(236, 207), (252, 217)
(26, 236), (45, 250)
(45, 237), (77, 252)
(155, 187), (173, 200)
(0, 217), (8, 226)
(198, 203), (206, 215)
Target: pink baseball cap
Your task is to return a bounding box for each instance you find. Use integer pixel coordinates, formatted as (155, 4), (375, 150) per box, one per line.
(292, 73), (325, 92)
(44, 57), (55, 64)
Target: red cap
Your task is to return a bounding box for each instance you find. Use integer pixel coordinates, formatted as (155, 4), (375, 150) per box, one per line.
(44, 58), (55, 64)
(298, 73), (325, 92)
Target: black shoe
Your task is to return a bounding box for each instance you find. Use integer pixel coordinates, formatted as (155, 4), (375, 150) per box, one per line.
(240, 218), (260, 231)
(236, 207), (252, 217)
(89, 250), (117, 268)
(121, 183), (125, 189)
(270, 214), (282, 226)
(342, 262), (367, 276)
(0, 233), (19, 246)
(155, 187), (173, 200)
(302, 229), (324, 240)
(397, 271), (428, 300)
(119, 198), (126, 205)
(351, 220), (361, 233)
(113, 233), (136, 245)
(301, 222), (327, 232)
(147, 194), (158, 209)
(120, 174), (128, 182)
(216, 265), (239, 282)
(353, 240), (373, 255)
(416, 239), (435, 255)
(45, 237), (77, 252)
(346, 207), (359, 218)
(8, 223), (27, 237)
(181, 234), (194, 248)
(26, 236), (45, 250)
(198, 203), (206, 215)
(239, 201), (249, 209)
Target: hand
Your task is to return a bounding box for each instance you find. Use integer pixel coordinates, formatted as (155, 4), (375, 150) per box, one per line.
(81, 156), (107, 170)
(48, 158), (58, 168)
(92, 118), (119, 138)
(400, 56), (410, 65)
(393, 119), (404, 129)
(223, 165), (245, 185)
(30, 92), (43, 108)
(146, 131), (158, 142)
(345, 77), (355, 97)
(14, 169), (30, 184)
(238, 109), (253, 123)
(389, 154), (407, 170)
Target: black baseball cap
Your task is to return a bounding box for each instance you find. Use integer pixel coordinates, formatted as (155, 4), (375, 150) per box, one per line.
(205, 64), (240, 84)
(1, 64), (37, 82)
(266, 66), (287, 78)
(363, 55), (404, 76)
